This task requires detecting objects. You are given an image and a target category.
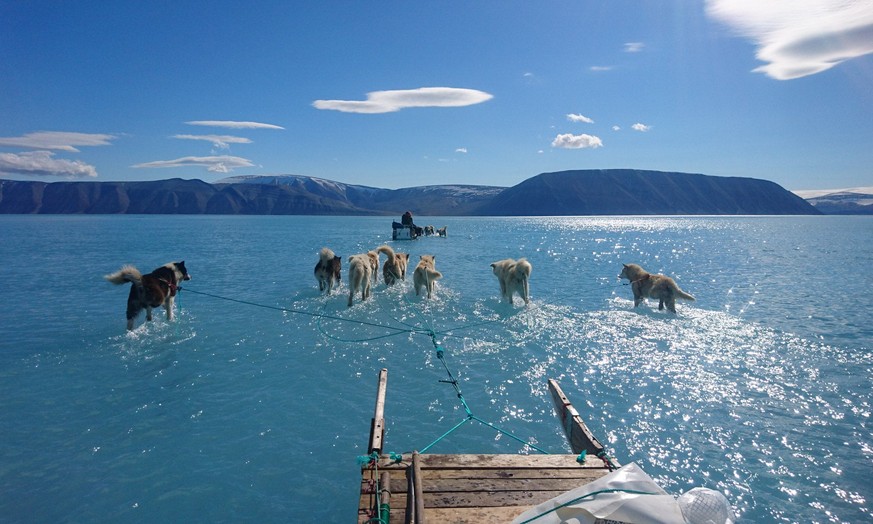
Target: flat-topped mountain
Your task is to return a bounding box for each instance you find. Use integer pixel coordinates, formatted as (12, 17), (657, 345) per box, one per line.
(475, 169), (818, 215)
(0, 169), (821, 215)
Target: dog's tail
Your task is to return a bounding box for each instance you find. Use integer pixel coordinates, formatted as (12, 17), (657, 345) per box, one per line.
(375, 244), (395, 263)
(105, 265), (142, 285)
(671, 283), (696, 301)
(319, 247), (336, 263)
(426, 268), (443, 281)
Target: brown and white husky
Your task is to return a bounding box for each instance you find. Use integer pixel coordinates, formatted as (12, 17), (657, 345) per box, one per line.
(314, 247), (342, 294)
(375, 245), (410, 286)
(105, 261), (191, 330)
(619, 263), (695, 313)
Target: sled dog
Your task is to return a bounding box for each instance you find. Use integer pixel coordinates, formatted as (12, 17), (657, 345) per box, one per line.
(619, 263), (695, 313)
(413, 255), (442, 298)
(314, 247), (342, 294)
(490, 258), (532, 305)
(347, 253), (374, 307)
(366, 250), (380, 283)
(375, 245), (409, 286)
(105, 261), (192, 330)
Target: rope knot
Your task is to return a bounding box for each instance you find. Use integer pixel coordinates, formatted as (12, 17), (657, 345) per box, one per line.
(356, 451), (380, 467)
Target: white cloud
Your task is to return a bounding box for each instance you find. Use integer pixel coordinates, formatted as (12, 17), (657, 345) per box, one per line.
(132, 155), (255, 173)
(589, 65), (614, 72)
(0, 131), (116, 152)
(185, 121), (285, 130)
(551, 133), (604, 149)
(0, 150), (98, 178)
(312, 87), (494, 114)
(455, 148), (468, 153)
(624, 42), (645, 53)
(612, 125), (622, 131)
(172, 134), (253, 149)
(706, 0), (873, 80)
(567, 113), (595, 124)
(632, 123), (651, 132)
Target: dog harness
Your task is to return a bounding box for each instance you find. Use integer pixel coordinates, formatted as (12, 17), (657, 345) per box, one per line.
(158, 277), (178, 296)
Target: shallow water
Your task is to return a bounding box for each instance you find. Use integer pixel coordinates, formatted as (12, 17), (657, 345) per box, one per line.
(0, 215), (871, 523)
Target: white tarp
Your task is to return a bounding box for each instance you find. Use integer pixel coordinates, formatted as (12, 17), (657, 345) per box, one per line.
(512, 462), (687, 524)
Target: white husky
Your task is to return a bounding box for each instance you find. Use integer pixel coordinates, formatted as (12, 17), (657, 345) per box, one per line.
(413, 254), (442, 298)
(347, 253), (374, 307)
(490, 258), (532, 305)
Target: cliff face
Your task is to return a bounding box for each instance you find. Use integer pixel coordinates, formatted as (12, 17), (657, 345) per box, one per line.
(472, 170), (819, 215)
(0, 170), (822, 215)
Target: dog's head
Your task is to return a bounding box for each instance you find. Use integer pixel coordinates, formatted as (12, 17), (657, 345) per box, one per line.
(174, 260), (192, 281)
(619, 263), (644, 282)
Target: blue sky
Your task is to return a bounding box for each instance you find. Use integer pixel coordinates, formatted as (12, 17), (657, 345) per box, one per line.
(1, 1), (871, 192)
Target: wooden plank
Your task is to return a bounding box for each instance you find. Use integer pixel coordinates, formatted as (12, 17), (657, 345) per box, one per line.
(375, 453), (610, 469)
(369, 368), (388, 454)
(424, 506), (531, 523)
(412, 451), (425, 523)
(366, 475), (604, 494)
(547, 379), (606, 456)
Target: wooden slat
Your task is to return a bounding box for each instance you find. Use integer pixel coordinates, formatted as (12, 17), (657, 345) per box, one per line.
(548, 379), (606, 456)
(374, 453), (610, 469)
(424, 506), (531, 523)
(366, 474), (605, 494)
(369, 368), (388, 454)
(412, 451), (425, 523)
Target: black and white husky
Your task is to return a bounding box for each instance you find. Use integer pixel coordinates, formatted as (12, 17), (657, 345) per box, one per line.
(105, 261), (191, 330)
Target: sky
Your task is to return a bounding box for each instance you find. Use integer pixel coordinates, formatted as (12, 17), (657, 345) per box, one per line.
(1, 1), (872, 192)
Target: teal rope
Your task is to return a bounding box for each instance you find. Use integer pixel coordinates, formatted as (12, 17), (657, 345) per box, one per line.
(180, 287), (417, 336)
(419, 334), (550, 455)
(182, 285), (570, 458)
(517, 487), (660, 524)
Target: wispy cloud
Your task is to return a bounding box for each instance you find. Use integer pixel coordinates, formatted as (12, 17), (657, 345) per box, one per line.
(185, 121), (285, 130)
(312, 87), (493, 114)
(624, 42), (645, 53)
(612, 125), (622, 131)
(589, 65), (614, 72)
(172, 134), (253, 149)
(551, 133), (604, 149)
(632, 123), (651, 132)
(567, 113), (595, 124)
(0, 151), (98, 178)
(0, 131), (116, 152)
(706, 0), (873, 80)
(455, 148), (468, 153)
(132, 155), (255, 173)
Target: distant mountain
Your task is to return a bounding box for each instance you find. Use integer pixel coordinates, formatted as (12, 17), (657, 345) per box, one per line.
(474, 170), (819, 215)
(793, 188), (873, 215)
(216, 174), (503, 215)
(0, 170), (822, 215)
